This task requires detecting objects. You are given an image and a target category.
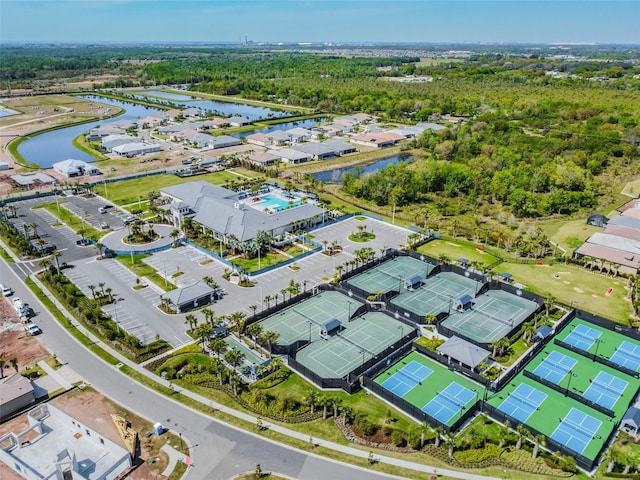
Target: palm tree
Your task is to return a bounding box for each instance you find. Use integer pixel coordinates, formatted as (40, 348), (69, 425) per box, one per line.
(445, 432), (456, 457)
(247, 322), (263, 342)
(202, 276), (218, 289)
(227, 311), (247, 338)
(105, 287), (113, 303)
(88, 284), (97, 300)
(261, 330), (280, 357)
(318, 395), (330, 420)
(170, 229), (180, 243)
(194, 323), (211, 351)
(0, 358), (5, 378)
(420, 422), (429, 448)
(228, 370), (241, 395)
(249, 304), (258, 317)
(184, 314), (198, 332)
(95, 242), (104, 258)
(201, 307), (215, 327)
(9, 357), (18, 373)
(208, 338), (227, 358)
(225, 348), (245, 370)
(263, 294), (273, 310)
(425, 313), (437, 325)
(432, 426), (445, 448)
(340, 405), (353, 426)
(330, 397), (342, 418)
(50, 250), (62, 274)
(516, 424), (530, 449)
(98, 282), (106, 298)
(304, 391), (318, 414)
(532, 433), (545, 458)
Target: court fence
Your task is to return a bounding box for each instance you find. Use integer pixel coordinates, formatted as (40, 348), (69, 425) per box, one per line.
(412, 343), (490, 388)
(574, 309), (640, 343)
(554, 338), (639, 379)
(481, 403), (599, 471)
(522, 369), (615, 418)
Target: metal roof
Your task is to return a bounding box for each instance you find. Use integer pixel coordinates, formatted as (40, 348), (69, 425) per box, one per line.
(164, 281), (215, 307)
(437, 336), (489, 369)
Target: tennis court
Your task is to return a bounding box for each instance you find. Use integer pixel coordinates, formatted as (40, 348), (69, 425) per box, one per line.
(563, 323), (601, 351)
(611, 341), (640, 372)
(550, 408), (603, 455)
(374, 351), (484, 428)
(583, 372), (628, 410)
(258, 290), (362, 345)
(295, 311), (408, 378)
(390, 271), (479, 317)
(440, 289), (537, 344)
(422, 382), (478, 424)
(347, 256), (435, 295)
(381, 361), (433, 396)
(532, 351), (577, 383)
(497, 383), (547, 423)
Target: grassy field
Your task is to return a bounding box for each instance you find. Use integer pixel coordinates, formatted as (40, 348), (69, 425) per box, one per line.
(116, 254), (176, 291)
(102, 169), (263, 205)
(416, 238), (500, 268)
(537, 218), (601, 252)
(40, 202), (104, 240)
(500, 261), (632, 322)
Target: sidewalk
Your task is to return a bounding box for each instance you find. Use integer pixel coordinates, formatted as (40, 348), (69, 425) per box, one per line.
(21, 252), (499, 480)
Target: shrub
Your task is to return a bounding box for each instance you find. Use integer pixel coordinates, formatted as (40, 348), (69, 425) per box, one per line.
(558, 455), (578, 473)
(354, 415), (378, 437)
(391, 430), (406, 447)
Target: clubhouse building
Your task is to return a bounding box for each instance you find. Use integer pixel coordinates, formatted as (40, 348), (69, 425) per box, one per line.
(160, 180), (324, 243)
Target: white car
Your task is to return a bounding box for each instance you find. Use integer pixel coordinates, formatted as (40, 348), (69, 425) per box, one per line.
(25, 323), (42, 335)
(0, 284), (13, 296)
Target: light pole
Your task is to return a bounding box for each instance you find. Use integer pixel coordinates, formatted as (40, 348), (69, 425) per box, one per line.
(565, 369), (576, 397)
(348, 301), (353, 321)
(308, 320), (313, 343)
(162, 259), (168, 287)
(398, 324), (404, 340)
(258, 285), (263, 310)
(113, 298), (121, 333)
(594, 339), (605, 361)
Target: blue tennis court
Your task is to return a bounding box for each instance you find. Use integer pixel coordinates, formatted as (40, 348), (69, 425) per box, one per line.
(550, 408), (602, 455)
(422, 382), (477, 424)
(564, 324), (601, 351)
(583, 371), (628, 410)
(532, 351), (577, 383)
(381, 361), (433, 397)
(498, 383), (547, 423)
(610, 341), (640, 372)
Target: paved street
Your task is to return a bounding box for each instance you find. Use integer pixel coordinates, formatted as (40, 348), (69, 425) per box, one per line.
(0, 259), (500, 480)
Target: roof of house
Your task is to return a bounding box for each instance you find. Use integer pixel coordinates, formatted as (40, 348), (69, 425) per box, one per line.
(587, 232), (640, 254)
(267, 148), (312, 162)
(404, 275), (422, 285)
(11, 172), (55, 185)
(246, 133), (271, 143)
(605, 225), (640, 242)
(53, 159), (100, 173)
(575, 242), (640, 269)
(267, 130), (290, 141)
(293, 143), (335, 157)
(112, 142), (161, 154)
(0, 374), (34, 405)
(164, 281), (215, 306)
(320, 139), (356, 152)
(285, 127), (312, 137)
(228, 116), (252, 124)
(437, 336), (489, 368)
(535, 325), (553, 339)
(210, 135), (242, 148)
(623, 208), (640, 220)
(247, 151), (279, 164)
(608, 215), (640, 230)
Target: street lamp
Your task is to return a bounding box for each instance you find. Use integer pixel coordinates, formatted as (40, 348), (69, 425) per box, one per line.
(308, 320), (313, 343)
(565, 369), (576, 397)
(348, 301), (353, 321)
(594, 339), (605, 361)
(398, 324), (404, 340)
(359, 349), (366, 367)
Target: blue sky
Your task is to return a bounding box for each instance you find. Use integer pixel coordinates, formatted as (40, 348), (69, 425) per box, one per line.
(1, 0), (638, 44)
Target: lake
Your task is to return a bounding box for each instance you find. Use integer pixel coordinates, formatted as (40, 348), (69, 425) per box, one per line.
(311, 154), (413, 183)
(229, 117), (326, 138)
(131, 91), (288, 120)
(17, 95), (166, 168)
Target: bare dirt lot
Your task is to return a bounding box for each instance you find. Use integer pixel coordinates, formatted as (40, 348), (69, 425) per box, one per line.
(0, 388), (171, 480)
(0, 298), (49, 372)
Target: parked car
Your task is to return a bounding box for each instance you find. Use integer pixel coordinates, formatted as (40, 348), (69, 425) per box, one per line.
(0, 283), (13, 296)
(25, 323), (42, 335)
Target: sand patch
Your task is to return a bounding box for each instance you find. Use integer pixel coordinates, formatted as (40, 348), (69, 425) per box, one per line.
(573, 287), (584, 293)
(446, 242), (460, 247)
(564, 281), (571, 285)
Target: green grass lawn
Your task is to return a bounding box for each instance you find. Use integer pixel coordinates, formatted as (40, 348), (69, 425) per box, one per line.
(417, 238), (499, 268)
(103, 170), (262, 206)
(537, 218), (601, 252)
(40, 203), (104, 241)
(500, 261), (632, 323)
(117, 254), (176, 291)
(230, 251), (288, 272)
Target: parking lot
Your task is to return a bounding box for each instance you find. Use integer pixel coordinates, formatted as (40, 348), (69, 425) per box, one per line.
(7, 193), (413, 347)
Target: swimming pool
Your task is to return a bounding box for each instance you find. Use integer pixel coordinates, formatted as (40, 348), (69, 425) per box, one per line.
(254, 194), (303, 212)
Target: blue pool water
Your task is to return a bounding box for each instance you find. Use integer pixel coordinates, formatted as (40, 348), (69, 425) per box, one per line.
(256, 195), (303, 212)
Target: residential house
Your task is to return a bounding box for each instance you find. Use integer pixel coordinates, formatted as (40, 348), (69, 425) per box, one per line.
(267, 148), (312, 164)
(0, 374), (34, 419)
(53, 159), (101, 177)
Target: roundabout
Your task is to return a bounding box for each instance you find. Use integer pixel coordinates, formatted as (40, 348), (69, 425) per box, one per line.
(100, 224), (176, 254)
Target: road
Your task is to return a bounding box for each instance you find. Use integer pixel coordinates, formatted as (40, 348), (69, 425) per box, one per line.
(0, 257), (503, 480)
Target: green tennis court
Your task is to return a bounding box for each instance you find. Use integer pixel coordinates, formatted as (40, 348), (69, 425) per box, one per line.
(390, 271), (479, 317)
(347, 256), (435, 295)
(295, 311), (408, 378)
(557, 317), (640, 374)
(441, 289), (537, 344)
(374, 351), (485, 427)
(489, 320), (640, 462)
(258, 290), (363, 345)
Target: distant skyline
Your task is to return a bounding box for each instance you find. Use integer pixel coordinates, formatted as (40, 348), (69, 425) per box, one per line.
(1, 0), (638, 45)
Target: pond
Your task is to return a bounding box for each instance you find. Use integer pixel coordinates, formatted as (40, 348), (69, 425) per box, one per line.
(229, 117), (326, 138)
(17, 95), (166, 168)
(0, 109), (16, 118)
(311, 154), (413, 183)
(131, 92), (288, 120)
